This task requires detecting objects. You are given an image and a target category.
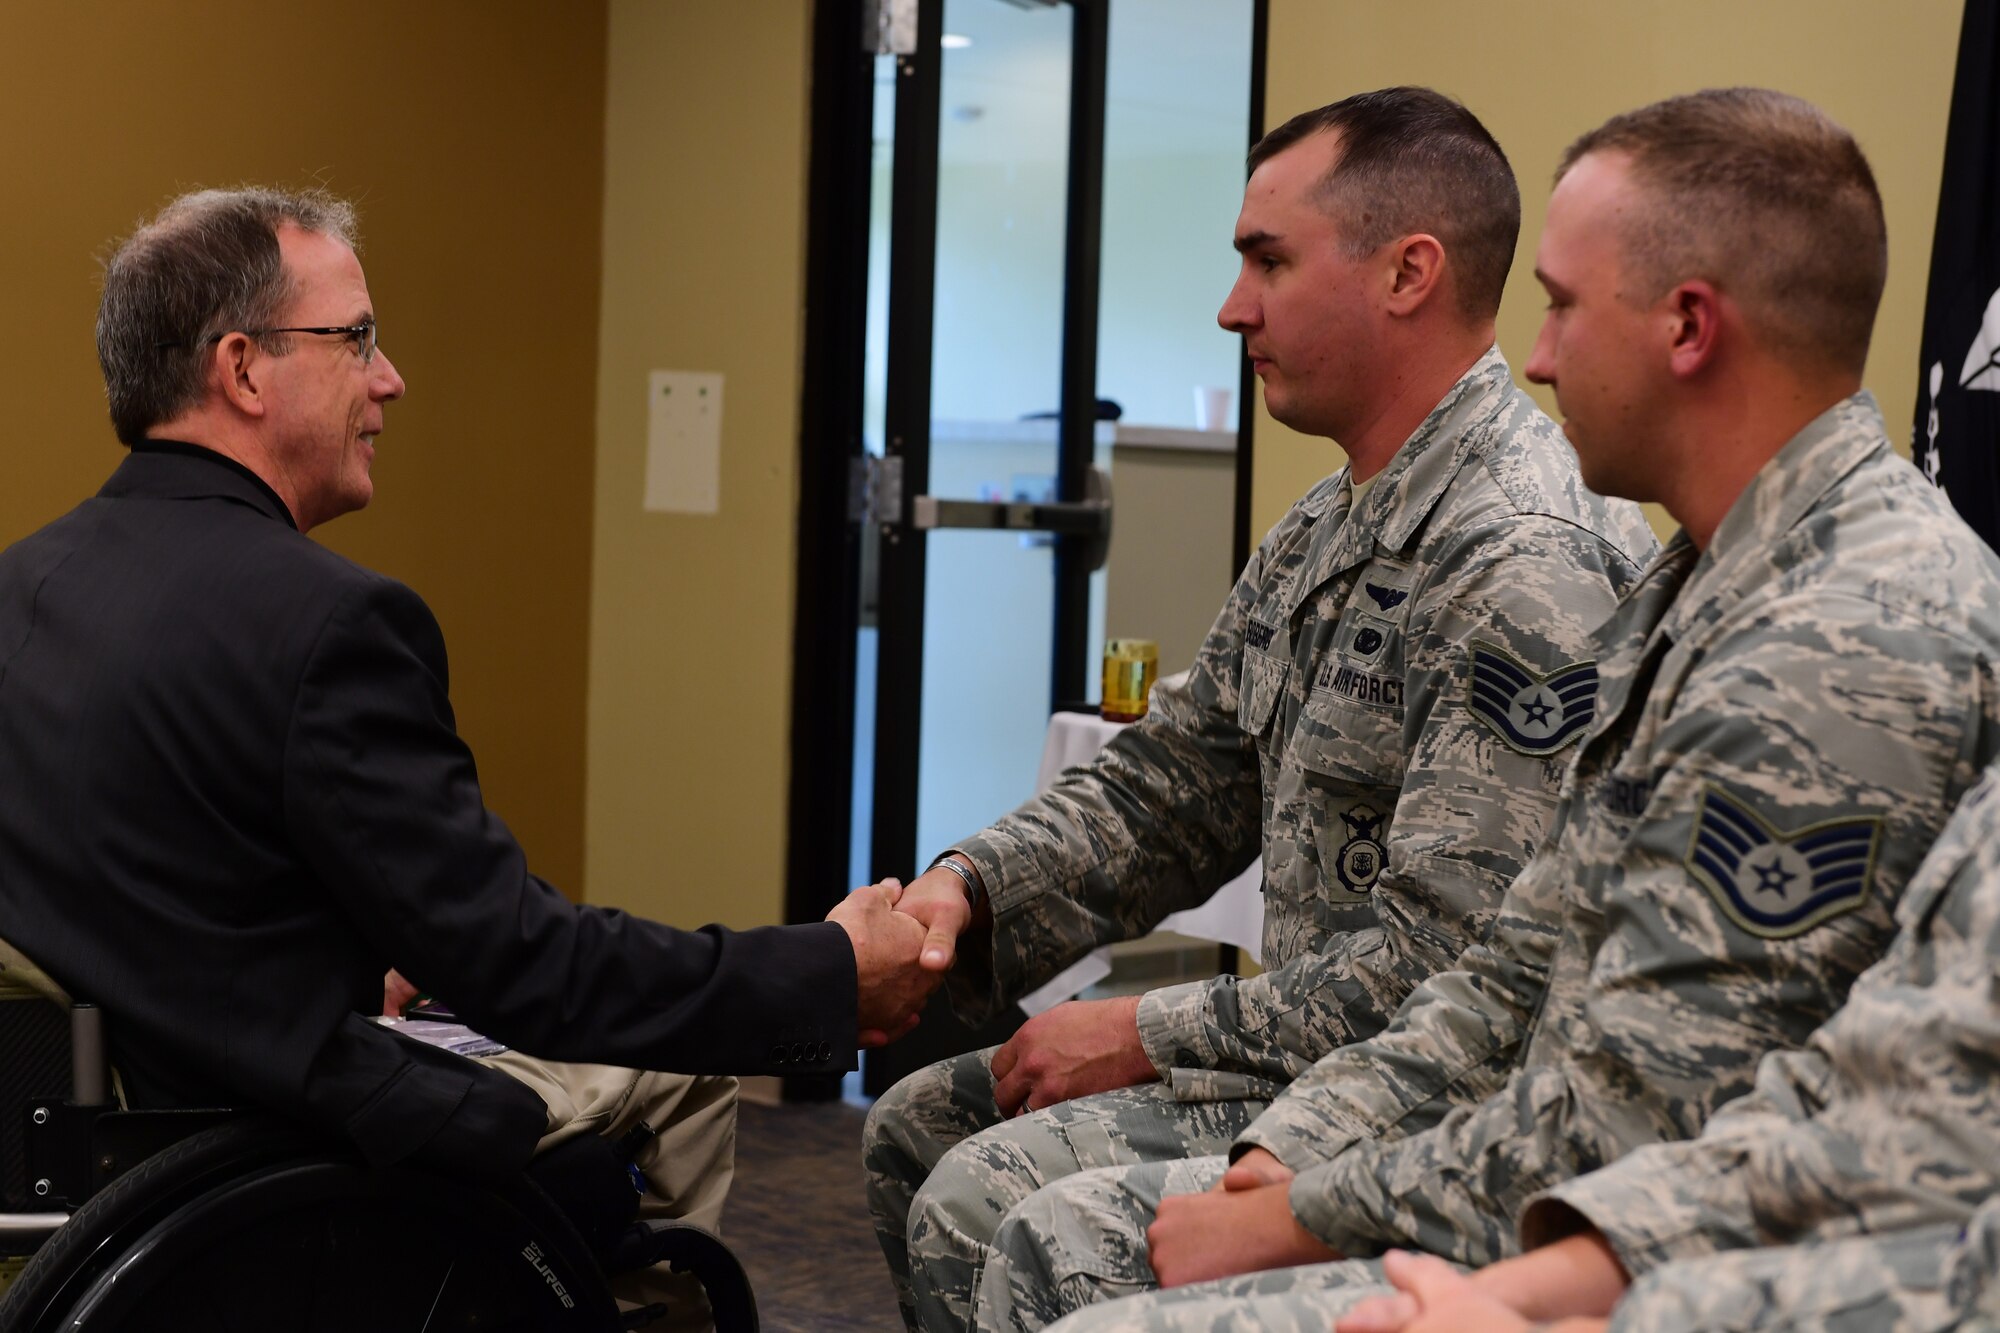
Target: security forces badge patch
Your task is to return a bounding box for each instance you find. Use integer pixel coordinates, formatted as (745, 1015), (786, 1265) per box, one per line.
(1332, 805), (1386, 895)
(1467, 640), (1598, 757)
(1685, 784), (1882, 939)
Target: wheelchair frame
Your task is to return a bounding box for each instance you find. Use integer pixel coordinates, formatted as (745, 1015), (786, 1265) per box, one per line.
(2, 978), (758, 1331)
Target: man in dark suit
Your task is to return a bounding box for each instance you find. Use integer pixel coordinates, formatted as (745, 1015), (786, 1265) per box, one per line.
(0, 187), (932, 1225)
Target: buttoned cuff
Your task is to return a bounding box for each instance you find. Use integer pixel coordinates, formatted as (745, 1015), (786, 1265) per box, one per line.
(952, 835), (1028, 917)
(1135, 979), (1219, 1078)
(1232, 1096), (1368, 1175)
(1288, 1155), (1377, 1253)
(1522, 1171), (1715, 1280)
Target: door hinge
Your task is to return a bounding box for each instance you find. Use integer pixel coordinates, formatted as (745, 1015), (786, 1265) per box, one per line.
(848, 454), (905, 526)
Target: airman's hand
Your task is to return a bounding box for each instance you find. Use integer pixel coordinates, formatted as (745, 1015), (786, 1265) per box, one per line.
(1338, 1235), (1627, 1333)
(990, 995), (1157, 1117)
(895, 857), (981, 971)
(1145, 1180), (1336, 1288)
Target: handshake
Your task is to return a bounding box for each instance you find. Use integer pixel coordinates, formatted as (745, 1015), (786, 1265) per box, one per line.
(826, 857), (986, 1047)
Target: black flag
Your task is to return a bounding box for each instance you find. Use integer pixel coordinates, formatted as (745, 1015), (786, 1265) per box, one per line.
(1915, 0), (2000, 550)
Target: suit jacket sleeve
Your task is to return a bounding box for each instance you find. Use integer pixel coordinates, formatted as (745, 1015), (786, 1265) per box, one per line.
(283, 576), (858, 1075)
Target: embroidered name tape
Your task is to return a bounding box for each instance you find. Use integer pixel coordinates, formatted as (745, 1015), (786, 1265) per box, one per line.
(1315, 660), (1404, 707)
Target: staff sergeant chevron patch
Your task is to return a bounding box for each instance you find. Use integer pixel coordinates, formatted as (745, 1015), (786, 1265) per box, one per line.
(1466, 641), (1597, 756)
(1685, 785), (1882, 939)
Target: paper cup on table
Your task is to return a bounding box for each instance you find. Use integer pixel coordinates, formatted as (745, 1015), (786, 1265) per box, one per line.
(1194, 385), (1233, 431)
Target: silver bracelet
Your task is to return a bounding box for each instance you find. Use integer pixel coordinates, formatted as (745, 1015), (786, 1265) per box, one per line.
(930, 854), (986, 912)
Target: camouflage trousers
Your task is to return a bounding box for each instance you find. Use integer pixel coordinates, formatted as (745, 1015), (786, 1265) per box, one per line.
(1609, 1223), (1966, 1333)
(863, 1046), (1267, 1332)
(1009, 1200), (1983, 1333)
(983, 1156), (1420, 1333)
(1033, 1254), (1396, 1333)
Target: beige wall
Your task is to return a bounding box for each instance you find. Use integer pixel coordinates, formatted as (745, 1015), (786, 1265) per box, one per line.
(10, 2), (1957, 937)
(1250, 0), (1965, 543)
(0, 1), (607, 893)
(1106, 445), (1238, 676)
(585, 1), (812, 928)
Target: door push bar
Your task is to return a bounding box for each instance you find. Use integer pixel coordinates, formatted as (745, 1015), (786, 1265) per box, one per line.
(910, 466), (1113, 573)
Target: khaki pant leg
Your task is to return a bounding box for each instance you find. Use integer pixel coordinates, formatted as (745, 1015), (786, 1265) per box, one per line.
(480, 1053), (740, 1329)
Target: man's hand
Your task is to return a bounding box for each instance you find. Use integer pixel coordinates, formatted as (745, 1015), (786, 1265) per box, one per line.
(1145, 1179), (1337, 1288)
(989, 995), (1158, 1117)
(830, 879), (937, 1046)
(1218, 1145), (1294, 1191)
(1337, 1234), (1629, 1333)
(895, 857), (982, 971)
(382, 968), (420, 1018)
(1336, 1251), (1535, 1333)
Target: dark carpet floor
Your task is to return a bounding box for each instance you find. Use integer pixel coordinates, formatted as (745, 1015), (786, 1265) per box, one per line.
(723, 1099), (903, 1330)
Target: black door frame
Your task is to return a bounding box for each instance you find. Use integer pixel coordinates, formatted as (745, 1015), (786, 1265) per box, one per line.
(783, 0), (1269, 1100)
(781, 0), (880, 1101)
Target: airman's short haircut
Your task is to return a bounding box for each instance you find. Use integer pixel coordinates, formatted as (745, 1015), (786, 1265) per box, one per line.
(1558, 88), (1887, 377)
(1250, 86), (1521, 322)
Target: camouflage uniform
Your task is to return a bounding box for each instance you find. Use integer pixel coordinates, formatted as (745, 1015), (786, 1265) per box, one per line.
(1606, 1215), (1993, 1332)
(1519, 763), (2000, 1332)
(981, 393), (2000, 1333)
(863, 349), (1658, 1330)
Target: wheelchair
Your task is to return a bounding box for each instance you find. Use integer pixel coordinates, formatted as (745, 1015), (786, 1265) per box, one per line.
(0, 941), (758, 1331)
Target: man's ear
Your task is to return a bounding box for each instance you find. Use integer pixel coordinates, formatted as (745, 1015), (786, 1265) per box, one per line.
(1383, 233), (1446, 316)
(1664, 280), (1723, 379)
(210, 332), (269, 419)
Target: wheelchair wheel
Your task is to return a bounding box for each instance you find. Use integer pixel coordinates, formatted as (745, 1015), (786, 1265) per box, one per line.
(0, 1117), (621, 1331)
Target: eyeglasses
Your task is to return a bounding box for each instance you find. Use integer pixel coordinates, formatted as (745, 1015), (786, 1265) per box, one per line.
(157, 319), (378, 366)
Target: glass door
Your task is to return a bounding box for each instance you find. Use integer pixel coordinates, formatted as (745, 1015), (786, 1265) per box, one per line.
(858, 0), (1104, 1091)
(787, 0), (1260, 1099)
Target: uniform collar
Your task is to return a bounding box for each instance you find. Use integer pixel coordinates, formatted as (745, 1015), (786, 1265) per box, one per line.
(104, 440), (298, 530)
(1283, 346), (1515, 617)
(1658, 391), (1888, 646)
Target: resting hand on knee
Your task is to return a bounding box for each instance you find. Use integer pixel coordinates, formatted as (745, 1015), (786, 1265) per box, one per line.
(1337, 1251), (1533, 1333)
(1338, 1235), (1628, 1333)
(1145, 1178), (1336, 1287)
(990, 995), (1158, 1116)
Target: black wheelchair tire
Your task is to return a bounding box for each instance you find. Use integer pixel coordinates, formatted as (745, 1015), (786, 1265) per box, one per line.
(0, 1116), (621, 1331)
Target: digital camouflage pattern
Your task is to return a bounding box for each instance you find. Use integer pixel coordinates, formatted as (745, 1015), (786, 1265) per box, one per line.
(1034, 1216), (2000, 1333)
(973, 393), (2000, 1333)
(949, 349), (1654, 1074)
(1031, 1254), (1397, 1333)
(1608, 1215), (1987, 1332)
(1522, 765), (2000, 1328)
(863, 349), (1657, 1330)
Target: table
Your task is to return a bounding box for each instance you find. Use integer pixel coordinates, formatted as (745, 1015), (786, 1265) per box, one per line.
(1017, 704), (1264, 1015)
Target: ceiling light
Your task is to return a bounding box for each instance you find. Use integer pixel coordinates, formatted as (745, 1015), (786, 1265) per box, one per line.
(941, 33), (973, 49)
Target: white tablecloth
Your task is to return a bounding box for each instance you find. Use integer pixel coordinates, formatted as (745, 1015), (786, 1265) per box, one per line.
(1017, 705), (1264, 1015)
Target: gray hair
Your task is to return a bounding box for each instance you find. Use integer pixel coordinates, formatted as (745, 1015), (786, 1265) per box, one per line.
(96, 187), (359, 445)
